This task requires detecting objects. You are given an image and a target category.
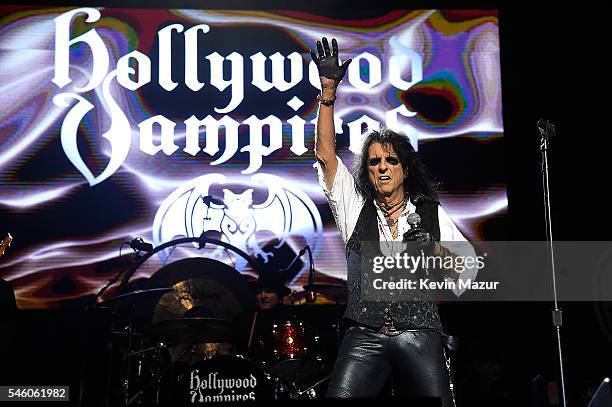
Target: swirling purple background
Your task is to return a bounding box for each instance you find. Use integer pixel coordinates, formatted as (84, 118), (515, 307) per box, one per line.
(0, 7), (505, 308)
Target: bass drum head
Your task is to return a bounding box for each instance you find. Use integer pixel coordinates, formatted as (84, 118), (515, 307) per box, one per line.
(164, 354), (276, 405)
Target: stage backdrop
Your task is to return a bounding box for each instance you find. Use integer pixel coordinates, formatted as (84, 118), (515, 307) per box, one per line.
(0, 6), (505, 308)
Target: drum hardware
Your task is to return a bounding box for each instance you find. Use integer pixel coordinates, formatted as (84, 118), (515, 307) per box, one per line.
(302, 283), (347, 300)
(87, 235), (337, 405)
(126, 344), (194, 406)
(122, 319), (139, 406)
(92, 241), (154, 312)
(98, 308), (331, 405)
(247, 311), (258, 349)
(291, 374), (331, 399)
(92, 289), (172, 407)
(83, 258), (171, 406)
(151, 317), (233, 345)
(116, 235), (264, 295)
(83, 281), (171, 406)
(95, 288), (173, 309)
(303, 283), (347, 350)
(121, 254), (257, 406)
(82, 233), (265, 406)
(305, 245), (316, 303)
(125, 341), (167, 358)
(267, 372), (330, 400)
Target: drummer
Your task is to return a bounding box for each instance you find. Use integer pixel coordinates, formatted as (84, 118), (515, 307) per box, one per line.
(253, 270), (291, 313)
(248, 270), (294, 363)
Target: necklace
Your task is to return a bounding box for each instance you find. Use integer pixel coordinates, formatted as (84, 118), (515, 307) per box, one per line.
(377, 213), (405, 258)
(377, 198), (406, 234)
(379, 198), (404, 217)
(377, 208), (399, 240)
(376, 215), (394, 256)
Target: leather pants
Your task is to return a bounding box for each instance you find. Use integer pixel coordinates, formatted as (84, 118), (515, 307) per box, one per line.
(326, 326), (452, 405)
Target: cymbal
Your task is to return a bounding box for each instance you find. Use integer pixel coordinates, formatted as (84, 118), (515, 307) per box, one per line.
(303, 284), (348, 299)
(143, 258), (255, 323)
(130, 258), (256, 348)
(152, 317), (232, 344)
(96, 288), (173, 308)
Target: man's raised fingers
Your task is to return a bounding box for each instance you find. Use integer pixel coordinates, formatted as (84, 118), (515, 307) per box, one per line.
(322, 37), (331, 56)
(316, 40), (324, 59)
(310, 49), (319, 64)
(332, 38), (338, 56)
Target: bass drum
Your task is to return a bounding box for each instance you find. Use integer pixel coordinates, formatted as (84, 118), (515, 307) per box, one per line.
(161, 354), (276, 405)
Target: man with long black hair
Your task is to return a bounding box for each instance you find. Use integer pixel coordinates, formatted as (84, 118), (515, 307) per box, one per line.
(311, 37), (476, 404)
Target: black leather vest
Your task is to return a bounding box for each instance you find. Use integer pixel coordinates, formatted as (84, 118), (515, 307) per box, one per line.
(343, 199), (443, 331)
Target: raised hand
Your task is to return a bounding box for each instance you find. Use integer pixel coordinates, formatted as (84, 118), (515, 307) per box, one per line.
(310, 37), (351, 87)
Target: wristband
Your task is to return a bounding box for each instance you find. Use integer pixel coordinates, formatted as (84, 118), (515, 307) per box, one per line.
(316, 93), (336, 106)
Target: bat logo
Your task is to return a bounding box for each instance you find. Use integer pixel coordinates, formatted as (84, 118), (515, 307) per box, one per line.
(152, 173), (322, 274)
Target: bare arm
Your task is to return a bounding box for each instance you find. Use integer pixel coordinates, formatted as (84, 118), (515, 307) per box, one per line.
(311, 37), (351, 191)
(315, 83), (338, 190)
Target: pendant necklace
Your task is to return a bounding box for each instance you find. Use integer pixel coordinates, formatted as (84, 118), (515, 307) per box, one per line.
(377, 215), (395, 256)
(378, 198), (406, 238)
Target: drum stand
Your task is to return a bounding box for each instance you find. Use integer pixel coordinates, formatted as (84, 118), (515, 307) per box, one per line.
(79, 253), (140, 407)
(291, 374), (331, 399)
(125, 344), (192, 406)
(122, 320), (136, 406)
(332, 294), (343, 350)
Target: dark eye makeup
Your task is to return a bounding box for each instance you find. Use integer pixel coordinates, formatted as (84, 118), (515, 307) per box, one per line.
(368, 157), (399, 166)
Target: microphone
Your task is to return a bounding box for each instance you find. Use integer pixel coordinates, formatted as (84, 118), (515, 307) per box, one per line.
(403, 213), (422, 244)
(129, 237), (153, 253)
(537, 119), (547, 134)
(285, 246), (308, 276)
(537, 119), (556, 139)
(284, 246), (316, 302)
(406, 212), (421, 229)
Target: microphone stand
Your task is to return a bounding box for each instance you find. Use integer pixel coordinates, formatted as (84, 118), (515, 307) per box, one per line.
(305, 245), (314, 285)
(304, 246), (316, 303)
(539, 119), (567, 407)
(92, 238), (153, 306)
(286, 246), (308, 273)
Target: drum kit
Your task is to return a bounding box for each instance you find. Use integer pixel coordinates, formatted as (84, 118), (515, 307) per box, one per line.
(91, 254), (347, 406)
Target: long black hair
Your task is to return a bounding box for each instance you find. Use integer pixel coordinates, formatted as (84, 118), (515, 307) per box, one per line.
(352, 127), (439, 203)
